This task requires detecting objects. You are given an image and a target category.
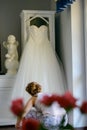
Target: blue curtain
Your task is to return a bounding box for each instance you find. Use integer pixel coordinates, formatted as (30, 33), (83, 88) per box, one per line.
(56, 0), (76, 12)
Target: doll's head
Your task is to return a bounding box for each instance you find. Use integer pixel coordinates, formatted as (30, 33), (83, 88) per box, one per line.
(26, 82), (42, 96)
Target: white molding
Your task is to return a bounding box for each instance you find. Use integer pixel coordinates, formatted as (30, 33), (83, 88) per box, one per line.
(0, 75), (16, 126)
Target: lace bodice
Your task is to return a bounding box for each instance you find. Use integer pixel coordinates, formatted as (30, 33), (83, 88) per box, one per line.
(28, 25), (49, 43)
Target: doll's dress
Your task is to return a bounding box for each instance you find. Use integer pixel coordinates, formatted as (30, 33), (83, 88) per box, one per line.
(11, 25), (66, 103)
(25, 93), (68, 130)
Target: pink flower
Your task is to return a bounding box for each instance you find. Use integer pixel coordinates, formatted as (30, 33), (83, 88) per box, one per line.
(41, 91), (77, 112)
(22, 118), (40, 130)
(60, 91), (77, 109)
(80, 101), (87, 114)
(40, 95), (53, 106)
(10, 98), (24, 117)
(50, 94), (60, 101)
(40, 94), (60, 106)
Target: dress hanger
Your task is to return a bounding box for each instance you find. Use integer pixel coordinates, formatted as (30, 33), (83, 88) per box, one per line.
(26, 14), (49, 24)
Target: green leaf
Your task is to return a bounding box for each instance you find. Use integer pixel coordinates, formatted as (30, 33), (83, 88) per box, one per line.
(59, 123), (74, 130)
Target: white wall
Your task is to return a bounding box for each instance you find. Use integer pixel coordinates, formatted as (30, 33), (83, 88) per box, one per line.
(50, 0), (56, 10)
(55, 0), (86, 128)
(83, 0), (87, 125)
(84, 0), (87, 101)
(71, 0), (86, 127)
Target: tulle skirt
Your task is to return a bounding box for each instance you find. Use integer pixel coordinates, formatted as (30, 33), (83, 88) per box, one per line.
(11, 38), (66, 103)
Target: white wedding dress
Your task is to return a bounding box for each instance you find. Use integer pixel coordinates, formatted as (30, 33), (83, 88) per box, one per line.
(11, 25), (66, 103)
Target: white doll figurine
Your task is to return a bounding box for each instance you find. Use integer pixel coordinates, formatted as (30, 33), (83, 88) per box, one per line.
(3, 35), (19, 75)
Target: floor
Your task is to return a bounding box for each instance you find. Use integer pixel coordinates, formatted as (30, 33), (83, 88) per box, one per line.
(0, 125), (87, 130)
(0, 125), (15, 130)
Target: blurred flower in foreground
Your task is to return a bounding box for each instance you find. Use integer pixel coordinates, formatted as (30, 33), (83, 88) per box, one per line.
(10, 91), (87, 130)
(41, 91), (78, 112)
(79, 101), (87, 114)
(40, 94), (56, 106)
(10, 98), (24, 117)
(22, 118), (40, 130)
(22, 118), (47, 130)
(40, 91), (87, 129)
(57, 91), (78, 111)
